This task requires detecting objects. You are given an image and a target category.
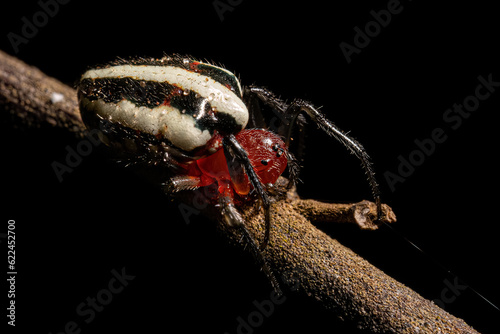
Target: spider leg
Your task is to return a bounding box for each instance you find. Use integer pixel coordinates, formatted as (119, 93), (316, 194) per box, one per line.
(244, 86), (297, 145)
(284, 150), (301, 189)
(164, 175), (202, 192)
(247, 86), (382, 221)
(242, 86), (268, 129)
(223, 134), (272, 250)
(287, 99), (382, 220)
(244, 86), (303, 188)
(219, 195), (282, 295)
(243, 86), (296, 138)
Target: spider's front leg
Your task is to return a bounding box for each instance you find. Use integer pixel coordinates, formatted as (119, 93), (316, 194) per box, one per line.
(246, 86), (382, 221)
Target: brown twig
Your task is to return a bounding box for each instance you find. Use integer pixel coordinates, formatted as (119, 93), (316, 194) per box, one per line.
(213, 181), (479, 333)
(0, 49), (480, 333)
(0, 49), (85, 136)
(293, 198), (397, 230)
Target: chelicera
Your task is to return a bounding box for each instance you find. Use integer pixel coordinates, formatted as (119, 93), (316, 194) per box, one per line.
(77, 54), (381, 292)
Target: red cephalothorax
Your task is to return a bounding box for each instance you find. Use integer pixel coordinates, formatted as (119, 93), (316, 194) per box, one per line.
(187, 129), (288, 201)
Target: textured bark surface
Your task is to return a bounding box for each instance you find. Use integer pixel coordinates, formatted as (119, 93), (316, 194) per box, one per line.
(0, 49), (85, 136)
(214, 188), (479, 333)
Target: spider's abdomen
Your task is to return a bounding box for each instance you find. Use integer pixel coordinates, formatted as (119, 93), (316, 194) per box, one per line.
(77, 55), (248, 154)
(195, 129), (288, 196)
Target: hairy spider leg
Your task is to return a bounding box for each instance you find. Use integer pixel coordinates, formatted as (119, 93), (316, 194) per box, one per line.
(243, 87), (302, 188)
(246, 86), (382, 221)
(222, 134), (272, 249)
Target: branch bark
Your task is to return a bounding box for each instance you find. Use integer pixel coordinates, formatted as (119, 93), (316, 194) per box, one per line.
(0, 49), (85, 136)
(0, 49), (480, 333)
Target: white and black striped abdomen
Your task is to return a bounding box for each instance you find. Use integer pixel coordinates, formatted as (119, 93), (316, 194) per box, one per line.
(77, 55), (248, 152)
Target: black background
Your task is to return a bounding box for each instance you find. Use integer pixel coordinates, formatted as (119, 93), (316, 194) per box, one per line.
(1, 0), (499, 333)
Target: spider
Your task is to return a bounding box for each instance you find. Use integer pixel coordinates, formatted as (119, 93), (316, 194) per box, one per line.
(77, 54), (381, 292)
